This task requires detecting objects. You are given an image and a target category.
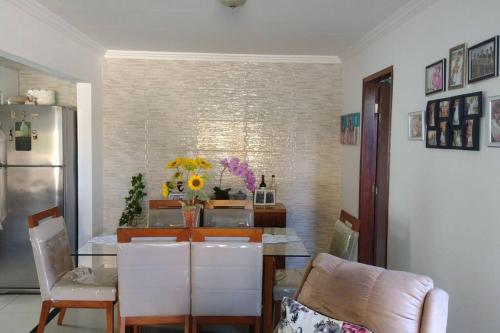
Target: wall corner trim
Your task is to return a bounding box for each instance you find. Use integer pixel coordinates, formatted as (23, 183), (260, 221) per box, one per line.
(5, 0), (105, 55)
(340, 0), (436, 60)
(104, 50), (342, 64)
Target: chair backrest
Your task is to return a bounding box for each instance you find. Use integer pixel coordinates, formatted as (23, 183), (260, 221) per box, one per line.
(296, 254), (447, 333)
(203, 208), (254, 227)
(190, 228), (263, 317)
(117, 228), (191, 317)
(148, 200), (200, 227)
(328, 210), (360, 261)
(27, 207), (74, 300)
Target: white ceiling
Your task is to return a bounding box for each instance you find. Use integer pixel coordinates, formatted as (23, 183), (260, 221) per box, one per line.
(34, 0), (415, 55)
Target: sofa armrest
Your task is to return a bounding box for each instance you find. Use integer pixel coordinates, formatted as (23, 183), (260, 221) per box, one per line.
(420, 288), (449, 333)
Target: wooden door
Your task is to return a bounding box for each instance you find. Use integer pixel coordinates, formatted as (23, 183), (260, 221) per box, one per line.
(359, 67), (393, 267)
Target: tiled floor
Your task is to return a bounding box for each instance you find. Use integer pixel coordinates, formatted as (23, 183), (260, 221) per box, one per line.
(0, 294), (250, 332)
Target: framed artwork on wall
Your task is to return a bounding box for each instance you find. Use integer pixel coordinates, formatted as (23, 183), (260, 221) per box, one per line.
(463, 91), (483, 116)
(425, 59), (446, 96)
(468, 36), (499, 84)
(449, 43), (467, 90)
(340, 113), (360, 145)
(408, 111), (424, 141)
(487, 95), (500, 147)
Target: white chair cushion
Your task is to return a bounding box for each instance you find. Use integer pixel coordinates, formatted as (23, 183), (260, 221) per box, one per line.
(273, 268), (305, 301)
(50, 267), (117, 301)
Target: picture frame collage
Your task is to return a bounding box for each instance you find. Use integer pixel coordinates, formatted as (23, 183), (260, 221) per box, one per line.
(426, 92), (482, 150)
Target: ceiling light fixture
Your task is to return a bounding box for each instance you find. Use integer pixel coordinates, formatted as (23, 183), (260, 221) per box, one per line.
(219, 0), (246, 8)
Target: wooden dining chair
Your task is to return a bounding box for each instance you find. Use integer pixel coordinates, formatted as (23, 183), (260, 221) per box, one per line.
(190, 227), (263, 333)
(117, 227), (191, 333)
(28, 207), (117, 333)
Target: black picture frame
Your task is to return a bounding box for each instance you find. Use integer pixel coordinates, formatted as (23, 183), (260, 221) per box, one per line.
(425, 59), (446, 96)
(468, 36), (499, 84)
(462, 116), (480, 151)
(426, 100), (438, 128)
(463, 91), (483, 117)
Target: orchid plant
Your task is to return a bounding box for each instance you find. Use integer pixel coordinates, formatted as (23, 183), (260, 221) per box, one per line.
(214, 157), (256, 199)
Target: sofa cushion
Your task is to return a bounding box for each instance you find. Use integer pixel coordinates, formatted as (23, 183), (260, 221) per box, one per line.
(278, 297), (372, 333)
(296, 253), (434, 333)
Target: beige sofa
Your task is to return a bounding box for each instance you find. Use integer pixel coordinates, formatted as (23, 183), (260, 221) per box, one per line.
(293, 253), (448, 333)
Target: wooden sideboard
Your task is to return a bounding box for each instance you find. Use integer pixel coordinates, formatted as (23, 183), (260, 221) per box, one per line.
(253, 203), (286, 228)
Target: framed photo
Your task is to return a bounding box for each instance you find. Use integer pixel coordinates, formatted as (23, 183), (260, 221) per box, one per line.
(463, 91), (483, 116)
(449, 43), (466, 90)
(463, 117), (480, 150)
(439, 99), (450, 118)
(254, 189), (266, 206)
(437, 120), (450, 148)
(450, 97), (463, 126)
(264, 189), (276, 206)
(426, 129), (437, 148)
(408, 111), (424, 140)
(451, 128), (463, 148)
(487, 95), (500, 147)
(340, 113), (360, 145)
(426, 100), (438, 127)
(425, 59), (446, 96)
(468, 36), (499, 84)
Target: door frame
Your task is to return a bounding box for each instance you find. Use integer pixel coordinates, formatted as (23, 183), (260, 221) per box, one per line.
(358, 66), (393, 267)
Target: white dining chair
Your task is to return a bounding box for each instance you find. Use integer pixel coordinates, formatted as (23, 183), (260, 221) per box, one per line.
(28, 207), (117, 333)
(190, 228), (263, 333)
(117, 227), (191, 333)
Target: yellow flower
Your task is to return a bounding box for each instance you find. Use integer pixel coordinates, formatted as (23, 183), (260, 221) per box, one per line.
(188, 175), (204, 191)
(165, 158), (182, 169)
(196, 157), (212, 169)
(182, 158), (198, 171)
(161, 182), (169, 198)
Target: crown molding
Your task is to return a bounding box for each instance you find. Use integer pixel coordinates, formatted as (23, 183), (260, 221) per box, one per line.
(6, 0), (104, 54)
(340, 0), (436, 60)
(105, 50), (342, 64)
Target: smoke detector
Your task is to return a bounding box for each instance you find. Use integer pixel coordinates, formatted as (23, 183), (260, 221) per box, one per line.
(220, 0), (246, 8)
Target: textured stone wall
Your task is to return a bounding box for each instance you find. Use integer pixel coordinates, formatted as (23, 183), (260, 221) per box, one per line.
(103, 58), (342, 265)
(19, 67), (76, 107)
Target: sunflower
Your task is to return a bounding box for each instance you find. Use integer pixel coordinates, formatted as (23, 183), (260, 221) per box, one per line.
(182, 158), (198, 171)
(161, 182), (169, 199)
(188, 175), (204, 191)
(165, 158), (182, 169)
(196, 157), (212, 170)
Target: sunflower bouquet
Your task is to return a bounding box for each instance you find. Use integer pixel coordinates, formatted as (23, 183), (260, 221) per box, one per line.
(163, 157), (212, 211)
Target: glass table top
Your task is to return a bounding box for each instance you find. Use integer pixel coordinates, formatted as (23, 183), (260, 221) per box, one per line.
(74, 227), (309, 258)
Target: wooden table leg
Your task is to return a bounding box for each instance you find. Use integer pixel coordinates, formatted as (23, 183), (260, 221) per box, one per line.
(263, 256), (276, 333)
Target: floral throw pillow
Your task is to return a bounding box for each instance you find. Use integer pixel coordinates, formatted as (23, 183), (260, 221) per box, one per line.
(278, 297), (373, 333)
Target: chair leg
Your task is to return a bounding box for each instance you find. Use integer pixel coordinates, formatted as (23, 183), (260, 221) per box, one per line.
(119, 316), (126, 333)
(253, 317), (261, 333)
(106, 302), (114, 333)
(133, 326), (141, 333)
(36, 301), (51, 333)
(273, 300), (282, 328)
(57, 307), (66, 325)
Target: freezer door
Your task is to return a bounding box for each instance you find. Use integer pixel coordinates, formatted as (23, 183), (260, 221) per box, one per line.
(0, 166), (64, 289)
(0, 105), (63, 166)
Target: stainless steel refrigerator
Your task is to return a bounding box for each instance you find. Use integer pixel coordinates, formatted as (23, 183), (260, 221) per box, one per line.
(0, 105), (77, 291)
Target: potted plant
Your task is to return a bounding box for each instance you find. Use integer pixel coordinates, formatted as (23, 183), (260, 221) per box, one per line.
(164, 157), (211, 228)
(214, 157), (256, 199)
(119, 173), (147, 226)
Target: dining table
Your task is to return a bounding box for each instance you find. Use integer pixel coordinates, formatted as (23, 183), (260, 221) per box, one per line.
(72, 225), (310, 333)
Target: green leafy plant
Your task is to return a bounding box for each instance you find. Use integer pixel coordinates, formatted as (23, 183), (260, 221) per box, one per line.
(119, 173), (147, 226)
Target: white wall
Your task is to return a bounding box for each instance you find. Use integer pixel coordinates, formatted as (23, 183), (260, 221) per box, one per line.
(342, 0), (500, 331)
(0, 0), (104, 244)
(0, 66), (19, 102)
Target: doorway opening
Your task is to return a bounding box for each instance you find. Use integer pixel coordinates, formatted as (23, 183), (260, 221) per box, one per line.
(358, 66), (393, 267)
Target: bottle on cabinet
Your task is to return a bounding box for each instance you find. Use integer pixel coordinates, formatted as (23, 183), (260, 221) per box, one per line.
(269, 175), (276, 191)
(259, 175), (266, 189)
